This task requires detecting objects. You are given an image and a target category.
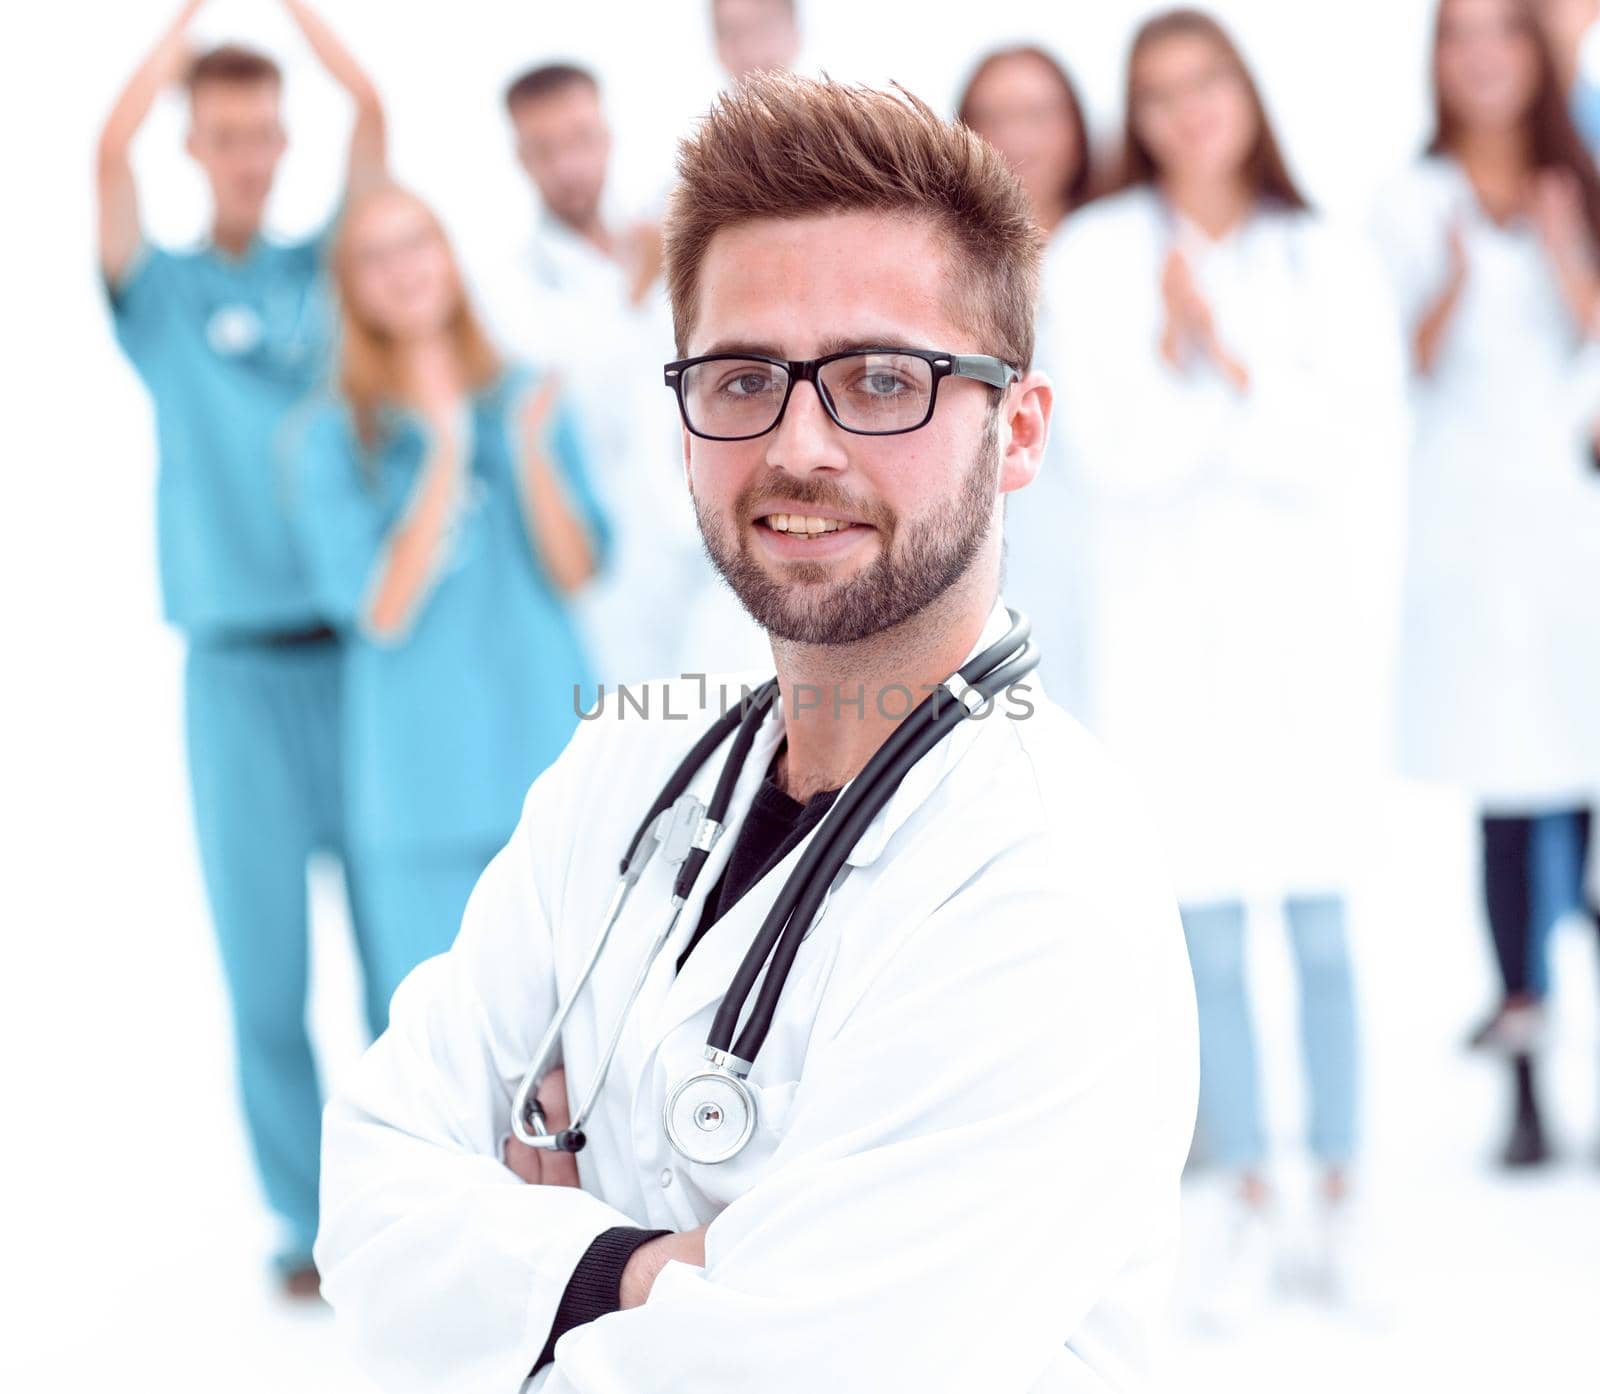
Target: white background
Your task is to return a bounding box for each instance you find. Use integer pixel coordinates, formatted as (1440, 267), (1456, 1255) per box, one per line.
(3, 1), (1598, 1390)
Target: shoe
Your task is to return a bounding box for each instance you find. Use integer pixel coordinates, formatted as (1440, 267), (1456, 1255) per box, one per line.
(1465, 1001), (1547, 1056)
(1304, 1191), (1358, 1305)
(281, 1263), (322, 1300)
(1499, 1113), (1549, 1169)
(1192, 1195), (1275, 1333)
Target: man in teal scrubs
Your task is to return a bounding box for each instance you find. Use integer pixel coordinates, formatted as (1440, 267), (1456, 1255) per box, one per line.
(97, 0), (386, 1295)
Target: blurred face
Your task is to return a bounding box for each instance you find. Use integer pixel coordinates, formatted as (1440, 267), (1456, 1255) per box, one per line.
(186, 79), (287, 232)
(1129, 33), (1259, 185)
(343, 192), (459, 342)
(1438, 0), (1544, 131)
(962, 55), (1083, 225)
(681, 212), (1034, 645)
(510, 83), (611, 229)
(713, 0), (801, 84)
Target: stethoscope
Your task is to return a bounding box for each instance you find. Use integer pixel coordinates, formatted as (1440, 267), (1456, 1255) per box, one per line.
(509, 609), (1039, 1166)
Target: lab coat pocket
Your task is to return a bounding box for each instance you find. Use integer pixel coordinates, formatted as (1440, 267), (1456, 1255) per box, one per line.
(685, 1077), (799, 1208)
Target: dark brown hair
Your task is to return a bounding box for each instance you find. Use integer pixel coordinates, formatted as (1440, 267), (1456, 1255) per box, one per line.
(957, 46), (1095, 218)
(504, 62), (599, 113)
(1118, 8), (1309, 210)
(1428, 0), (1600, 245)
(186, 44), (282, 93)
(663, 72), (1042, 369)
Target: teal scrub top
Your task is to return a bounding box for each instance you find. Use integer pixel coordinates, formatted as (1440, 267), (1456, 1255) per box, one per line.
(287, 369), (612, 852)
(107, 235), (332, 638)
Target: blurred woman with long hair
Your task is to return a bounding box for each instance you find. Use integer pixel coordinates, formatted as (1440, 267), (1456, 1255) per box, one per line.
(1373, 0), (1600, 1168)
(957, 45), (1094, 240)
(957, 45), (1096, 707)
(287, 184), (610, 1031)
(1042, 9), (1408, 1316)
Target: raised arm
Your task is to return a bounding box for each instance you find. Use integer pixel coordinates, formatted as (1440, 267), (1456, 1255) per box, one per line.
(288, 402), (471, 643)
(363, 409), (468, 639)
(96, 0), (206, 284)
(516, 382), (602, 594)
(280, 0), (387, 198)
(1413, 222), (1471, 376)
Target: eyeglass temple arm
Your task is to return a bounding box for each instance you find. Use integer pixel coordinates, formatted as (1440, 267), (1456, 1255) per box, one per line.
(950, 354), (1020, 388)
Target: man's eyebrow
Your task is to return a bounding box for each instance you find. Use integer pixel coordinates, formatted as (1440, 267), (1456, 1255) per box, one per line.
(694, 333), (929, 360)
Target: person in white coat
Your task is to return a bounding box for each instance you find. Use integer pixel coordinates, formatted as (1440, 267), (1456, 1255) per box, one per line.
(1372, 0), (1600, 1168)
(486, 62), (765, 686)
(956, 44), (1097, 712)
(1040, 8), (1407, 1314)
(316, 73), (1198, 1393)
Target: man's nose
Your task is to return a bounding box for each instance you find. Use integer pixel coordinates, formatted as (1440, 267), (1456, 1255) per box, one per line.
(764, 378), (849, 476)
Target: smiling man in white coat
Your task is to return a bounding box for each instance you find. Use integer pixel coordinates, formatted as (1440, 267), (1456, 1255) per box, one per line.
(315, 73), (1198, 1394)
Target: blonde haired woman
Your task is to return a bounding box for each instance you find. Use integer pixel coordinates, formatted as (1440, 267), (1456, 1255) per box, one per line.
(289, 184), (609, 1029)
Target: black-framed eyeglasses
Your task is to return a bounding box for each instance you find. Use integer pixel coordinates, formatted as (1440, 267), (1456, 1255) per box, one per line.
(663, 347), (1021, 442)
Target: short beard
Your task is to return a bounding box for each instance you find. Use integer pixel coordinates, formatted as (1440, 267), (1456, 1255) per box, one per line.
(694, 411), (1000, 646)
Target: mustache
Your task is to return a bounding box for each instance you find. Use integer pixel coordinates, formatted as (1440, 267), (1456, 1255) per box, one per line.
(733, 476), (895, 529)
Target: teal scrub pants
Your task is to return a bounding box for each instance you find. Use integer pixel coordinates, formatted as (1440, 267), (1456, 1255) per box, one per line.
(350, 844), (496, 1027)
(184, 637), (366, 1270)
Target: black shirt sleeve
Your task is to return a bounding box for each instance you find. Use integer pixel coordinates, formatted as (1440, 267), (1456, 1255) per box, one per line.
(531, 1226), (671, 1374)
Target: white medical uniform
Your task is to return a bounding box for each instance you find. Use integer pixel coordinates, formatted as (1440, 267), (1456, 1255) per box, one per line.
(1005, 218), (1091, 714)
(479, 209), (767, 686)
(1372, 157), (1600, 808)
(316, 602), (1199, 1393)
(1033, 188), (1407, 905)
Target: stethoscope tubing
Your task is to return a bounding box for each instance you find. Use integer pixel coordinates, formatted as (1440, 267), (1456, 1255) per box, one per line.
(708, 614), (1038, 1062)
(511, 680), (780, 1149)
(731, 639), (1039, 1064)
(509, 616), (1036, 1155)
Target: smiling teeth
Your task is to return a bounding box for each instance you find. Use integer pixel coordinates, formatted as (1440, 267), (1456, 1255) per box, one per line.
(767, 514), (850, 534)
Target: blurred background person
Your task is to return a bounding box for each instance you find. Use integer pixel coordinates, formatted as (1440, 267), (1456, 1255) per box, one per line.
(957, 45), (1096, 244)
(711, 0), (802, 86)
(490, 62), (765, 686)
(1372, 0), (1600, 1168)
(95, 0), (385, 1295)
(1044, 7), (1407, 1321)
(956, 44), (1096, 709)
(288, 184), (609, 1050)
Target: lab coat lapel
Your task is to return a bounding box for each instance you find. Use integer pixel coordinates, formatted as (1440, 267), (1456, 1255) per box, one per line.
(641, 600), (1023, 1047)
(629, 700), (790, 1054)
(843, 600), (1020, 868)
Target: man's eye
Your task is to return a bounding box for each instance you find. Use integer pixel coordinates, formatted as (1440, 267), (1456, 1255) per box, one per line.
(720, 373), (777, 396)
(856, 372), (910, 396)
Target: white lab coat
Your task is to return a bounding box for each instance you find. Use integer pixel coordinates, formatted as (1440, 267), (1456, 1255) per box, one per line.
(477, 209), (767, 686)
(1371, 157), (1600, 808)
(316, 603), (1199, 1394)
(1035, 189), (1407, 905)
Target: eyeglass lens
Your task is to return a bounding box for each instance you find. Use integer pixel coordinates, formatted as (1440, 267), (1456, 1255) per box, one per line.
(679, 353), (936, 438)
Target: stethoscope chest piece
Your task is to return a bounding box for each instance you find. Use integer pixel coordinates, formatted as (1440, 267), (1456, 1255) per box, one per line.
(664, 1065), (757, 1165)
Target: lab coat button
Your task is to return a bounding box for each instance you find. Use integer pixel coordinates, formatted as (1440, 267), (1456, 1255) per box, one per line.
(659, 1168), (674, 1188)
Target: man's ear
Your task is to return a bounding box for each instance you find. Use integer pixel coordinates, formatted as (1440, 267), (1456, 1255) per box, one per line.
(998, 370), (1052, 496)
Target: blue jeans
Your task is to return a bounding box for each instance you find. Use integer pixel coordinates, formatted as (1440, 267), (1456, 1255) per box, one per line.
(1529, 810), (1592, 999)
(1182, 896), (1359, 1169)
